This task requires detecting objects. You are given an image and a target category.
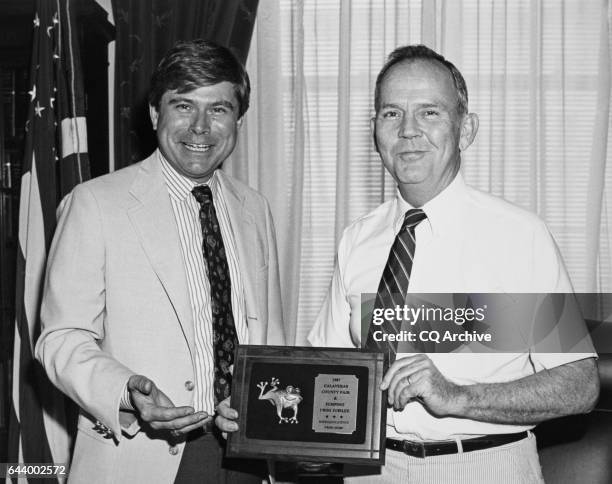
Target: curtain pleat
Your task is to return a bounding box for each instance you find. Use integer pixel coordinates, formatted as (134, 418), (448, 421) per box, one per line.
(334, 0), (351, 245)
(586, 0), (611, 293)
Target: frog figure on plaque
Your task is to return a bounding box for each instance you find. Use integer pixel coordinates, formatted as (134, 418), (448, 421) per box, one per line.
(257, 377), (304, 424)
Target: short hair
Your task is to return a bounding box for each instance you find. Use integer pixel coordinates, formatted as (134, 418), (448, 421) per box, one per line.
(148, 39), (250, 118)
(374, 44), (468, 116)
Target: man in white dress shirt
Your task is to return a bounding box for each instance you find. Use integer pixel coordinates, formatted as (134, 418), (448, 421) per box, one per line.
(308, 44), (599, 483)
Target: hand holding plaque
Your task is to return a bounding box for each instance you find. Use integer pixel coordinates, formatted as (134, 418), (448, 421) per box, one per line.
(215, 397), (239, 434)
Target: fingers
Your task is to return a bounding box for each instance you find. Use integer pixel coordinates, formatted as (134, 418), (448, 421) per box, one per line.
(127, 374), (153, 395)
(146, 408), (209, 432)
(388, 360), (431, 406)
(380, 355), (463, 415)
(128, 374), (174, 409)
(178, 415), (213, 435)
(215, 414), (238, 433)
(216, 398), (237, 420)
(387, 374), (418, 410)
(394, 373), (423, 409)
(380, 355), (428, 402)
(128, 375), (203, 430)
(169, 415), (213, 436)
(378, 355), (436, 410)
(127, 376), (236, 435)
(380, 354), (427, 390)
(136, 402), (197, 424)
(215, 397), (239, 433)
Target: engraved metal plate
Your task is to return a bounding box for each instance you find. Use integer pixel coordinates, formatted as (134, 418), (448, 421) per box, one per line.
(312, 374), (358, 434)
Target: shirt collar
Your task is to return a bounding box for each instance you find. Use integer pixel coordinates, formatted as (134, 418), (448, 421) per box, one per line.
(393, 172), (467, 236)
(158, 150), (220, 202)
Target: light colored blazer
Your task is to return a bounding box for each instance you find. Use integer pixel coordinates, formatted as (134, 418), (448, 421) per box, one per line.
(36, 153), (285, 483)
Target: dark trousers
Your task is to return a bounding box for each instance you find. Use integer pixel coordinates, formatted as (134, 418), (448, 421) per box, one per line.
(174, 429), (266, 484)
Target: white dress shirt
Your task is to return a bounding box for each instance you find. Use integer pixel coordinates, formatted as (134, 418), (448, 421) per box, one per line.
(161, 152), (248, 414)
(308, 173), (595, 441)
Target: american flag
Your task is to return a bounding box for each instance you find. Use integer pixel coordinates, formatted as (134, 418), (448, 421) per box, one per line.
(7, 0), (90, 481)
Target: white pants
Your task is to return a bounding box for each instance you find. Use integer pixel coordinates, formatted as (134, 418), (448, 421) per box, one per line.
(345, 432), (544, 484)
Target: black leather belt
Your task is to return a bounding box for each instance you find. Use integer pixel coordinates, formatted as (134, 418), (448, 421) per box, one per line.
(386, 431), (528, 458)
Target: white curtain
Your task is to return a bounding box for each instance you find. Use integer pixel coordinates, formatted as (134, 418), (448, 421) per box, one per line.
(226, 0), (612, 344)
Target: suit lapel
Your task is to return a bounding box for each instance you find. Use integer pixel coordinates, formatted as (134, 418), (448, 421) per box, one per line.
(127, 155), (195, 357)
(217, 172), (263, 342)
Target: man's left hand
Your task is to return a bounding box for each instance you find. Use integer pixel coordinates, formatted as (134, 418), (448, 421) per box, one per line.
(380, 354), (466, 416)
(215, 397), (239, 438)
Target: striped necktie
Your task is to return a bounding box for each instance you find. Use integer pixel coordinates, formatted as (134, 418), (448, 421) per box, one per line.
(366, 209), (427, 363)
(192, 185), (238, 405)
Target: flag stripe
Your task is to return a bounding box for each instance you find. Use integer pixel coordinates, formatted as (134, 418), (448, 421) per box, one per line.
(60, 117), (88, 158)
(19, 164), (46, 349)
(64, 0), (85, 183)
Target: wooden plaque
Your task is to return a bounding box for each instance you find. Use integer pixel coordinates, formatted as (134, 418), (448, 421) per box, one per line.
(226, 345), (387, 465)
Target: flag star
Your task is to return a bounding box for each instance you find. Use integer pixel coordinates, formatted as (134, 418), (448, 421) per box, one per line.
(33, 13), (40, 27)
(28, 85), (36, 101)
(34, 102), (45, 117)
(53, 53), (60, 60)
(52, 12), (59, 25)
(118, 8), (128, 22)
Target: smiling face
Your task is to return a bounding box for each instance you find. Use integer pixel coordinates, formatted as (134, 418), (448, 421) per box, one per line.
(373, 59), (478, 206)
(149, 81), (242, 183)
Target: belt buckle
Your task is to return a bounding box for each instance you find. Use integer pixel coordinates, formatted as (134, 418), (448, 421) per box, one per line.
(403, 440), (427, 458)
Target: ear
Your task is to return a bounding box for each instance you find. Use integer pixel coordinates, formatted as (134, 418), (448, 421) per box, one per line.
(370, 116), (380, 153)
(149, 104), (159, 130)
(459, 112), (479, 151)
(237, 116), (244, 129)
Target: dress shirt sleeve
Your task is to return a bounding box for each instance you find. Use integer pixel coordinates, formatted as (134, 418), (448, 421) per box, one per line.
(118, 382), (142, 437)
(308, 231), (357, 348)
(527, 219), (573, 293)
(120, 383), (134, 411)
(527, 220), (597, 370)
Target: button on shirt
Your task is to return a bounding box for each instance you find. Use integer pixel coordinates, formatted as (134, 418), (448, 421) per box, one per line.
(161, 152), (248, 415)
(308, 173), (595, 441)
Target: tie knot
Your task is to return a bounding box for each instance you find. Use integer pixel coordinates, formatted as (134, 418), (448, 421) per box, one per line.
(402, 208), (427, 230)
(192, 185), (213, 206)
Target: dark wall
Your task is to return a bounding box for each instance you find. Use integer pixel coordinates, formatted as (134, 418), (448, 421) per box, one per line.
(75, 1), (115, 179)
(0, 0), (34, 463)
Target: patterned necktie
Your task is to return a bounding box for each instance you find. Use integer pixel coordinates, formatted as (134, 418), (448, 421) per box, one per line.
(366, 209), (427, 363)
(192, 185), (238, 405)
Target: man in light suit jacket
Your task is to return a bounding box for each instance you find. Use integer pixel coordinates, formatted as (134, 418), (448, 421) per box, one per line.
(36, 40), (284, 483)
